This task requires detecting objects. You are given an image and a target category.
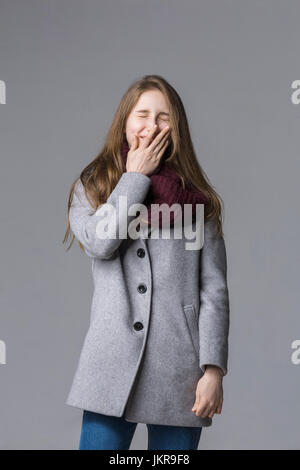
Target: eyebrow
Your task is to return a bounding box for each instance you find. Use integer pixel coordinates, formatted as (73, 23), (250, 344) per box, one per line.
(135, 109), (170, 116)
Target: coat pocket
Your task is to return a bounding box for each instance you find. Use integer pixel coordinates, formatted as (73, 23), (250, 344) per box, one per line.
(182, 304), (199, 358)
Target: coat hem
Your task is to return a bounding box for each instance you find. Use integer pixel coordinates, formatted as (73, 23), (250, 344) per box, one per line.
(124, 415), (212, 428)
(65, 399), (127, 418)
(65, 399), (212, 428)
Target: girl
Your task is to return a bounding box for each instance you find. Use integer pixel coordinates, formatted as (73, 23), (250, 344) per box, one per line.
(63, 74), (230, 450)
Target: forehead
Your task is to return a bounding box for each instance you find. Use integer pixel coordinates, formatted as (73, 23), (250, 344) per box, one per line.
(132, 90), (169, 111)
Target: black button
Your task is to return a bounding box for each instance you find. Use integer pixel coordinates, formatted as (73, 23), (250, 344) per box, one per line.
(137, 248), (145, 258)
(137, 284), (147, 294)
(133, 322), (144, 331)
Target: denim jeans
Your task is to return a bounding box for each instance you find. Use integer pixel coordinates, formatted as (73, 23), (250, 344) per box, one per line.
(79, 410), (202, 450)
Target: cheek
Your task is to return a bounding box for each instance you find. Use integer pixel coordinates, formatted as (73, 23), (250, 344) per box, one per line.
(127, 119), (142, 133)
(132, 124), (142, 134)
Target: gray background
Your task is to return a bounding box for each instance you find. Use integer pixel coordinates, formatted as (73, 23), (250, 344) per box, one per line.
(0, 0), (299, 450)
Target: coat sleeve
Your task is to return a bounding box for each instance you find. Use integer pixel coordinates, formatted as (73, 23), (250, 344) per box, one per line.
(199, 218), (230, 377)
(69, 172), (152, 259)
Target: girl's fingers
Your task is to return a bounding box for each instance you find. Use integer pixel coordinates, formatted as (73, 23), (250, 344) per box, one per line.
(196, 402), (210, 418)
(131, 134), (137, 151)
(216, 398), (222, 414)
(148, 126), (170, 151)
(154, 133), (170, 154)
(141, 125), (158, 148)
(156, 139), (170, 159)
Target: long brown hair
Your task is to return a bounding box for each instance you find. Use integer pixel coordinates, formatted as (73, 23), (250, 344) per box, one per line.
(63, 74), (226, 253)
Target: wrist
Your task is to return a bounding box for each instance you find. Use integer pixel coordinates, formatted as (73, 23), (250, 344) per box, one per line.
(204, 365), (224, 378)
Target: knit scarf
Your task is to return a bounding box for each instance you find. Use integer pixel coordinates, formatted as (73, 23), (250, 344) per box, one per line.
(121, 138), (207, 231)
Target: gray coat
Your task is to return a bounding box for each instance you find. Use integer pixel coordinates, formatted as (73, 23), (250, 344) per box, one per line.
(65, 171), (230, 427)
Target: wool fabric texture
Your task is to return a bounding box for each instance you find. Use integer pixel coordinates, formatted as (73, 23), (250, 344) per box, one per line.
(121, 139), (208, 230)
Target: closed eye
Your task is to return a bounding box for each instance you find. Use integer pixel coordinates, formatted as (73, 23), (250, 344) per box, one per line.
(138, 116), (169, 122)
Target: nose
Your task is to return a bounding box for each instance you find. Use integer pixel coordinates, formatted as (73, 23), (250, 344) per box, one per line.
(145, 125), (161, 137)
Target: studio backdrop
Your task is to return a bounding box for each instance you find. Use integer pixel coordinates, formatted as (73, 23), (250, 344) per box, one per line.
(0, 0), (299, 450)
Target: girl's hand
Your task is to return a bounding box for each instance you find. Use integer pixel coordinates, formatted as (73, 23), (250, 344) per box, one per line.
(191, 367), (223, 419)
(126, 125), (170, 177)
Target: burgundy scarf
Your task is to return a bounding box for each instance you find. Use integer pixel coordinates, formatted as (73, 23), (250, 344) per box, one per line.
(121, 138), (207, 230)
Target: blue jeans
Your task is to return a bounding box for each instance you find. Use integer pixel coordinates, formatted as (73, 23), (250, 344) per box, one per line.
(79, 410), (202, 450)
